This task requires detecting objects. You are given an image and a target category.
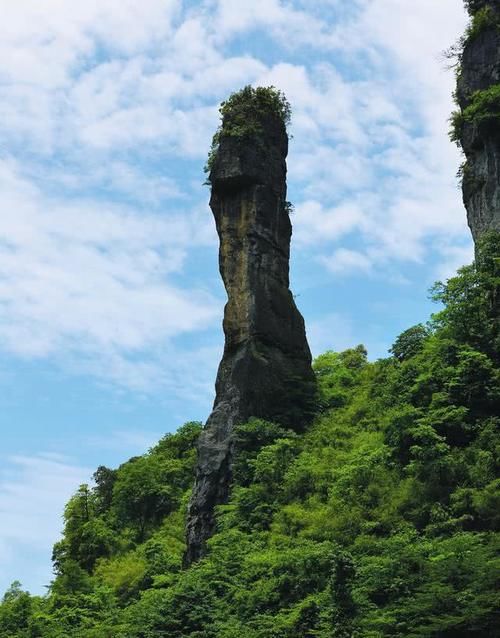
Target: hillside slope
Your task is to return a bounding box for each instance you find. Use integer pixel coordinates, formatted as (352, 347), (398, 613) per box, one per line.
(1, 233), (498, 637)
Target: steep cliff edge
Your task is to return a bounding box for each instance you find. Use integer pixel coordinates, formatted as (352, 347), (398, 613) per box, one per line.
(453, 0), (500, 242)
(185, 87), (316, 564)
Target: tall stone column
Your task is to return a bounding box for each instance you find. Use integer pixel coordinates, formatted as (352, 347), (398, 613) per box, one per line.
(185, 90), (316, 564)
(455, 1), (500, 242)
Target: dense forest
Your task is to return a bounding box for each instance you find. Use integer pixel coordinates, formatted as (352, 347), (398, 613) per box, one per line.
(1, 233), (498, 636)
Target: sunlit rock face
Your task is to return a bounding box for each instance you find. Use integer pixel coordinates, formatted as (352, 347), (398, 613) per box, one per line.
(185, 111), (315, 565)
(456, 1), (500, 242)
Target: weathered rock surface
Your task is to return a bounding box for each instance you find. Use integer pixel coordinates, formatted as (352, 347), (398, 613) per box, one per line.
(185, 112), (316, 565)
(456, 2), (500, 242)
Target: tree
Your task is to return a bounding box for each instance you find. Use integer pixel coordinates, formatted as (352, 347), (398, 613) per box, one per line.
(390, 324), (430, 361)
(112, 455), (180, 541)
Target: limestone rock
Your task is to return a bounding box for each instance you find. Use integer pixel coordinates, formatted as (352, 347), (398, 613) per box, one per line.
(185, 100), (316, 565)
(456, 2), (500, 242)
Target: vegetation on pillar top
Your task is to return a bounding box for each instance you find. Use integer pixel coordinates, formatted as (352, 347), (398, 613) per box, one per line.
(465, 4), (500, 41)
(464, 0), (496, 16)
(205, 85), (291, 174)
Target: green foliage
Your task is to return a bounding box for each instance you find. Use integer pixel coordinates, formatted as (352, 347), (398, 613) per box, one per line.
(464, 0), (495, 18)
(390, 324), (430, 361)
(92, 466), (117, 513)
(205, 85), (291, 174)
(112, 455), (180, 540)
(313, 345), (367, 409)
(430, 232), (500, 360)
(465, 5), (499, 38)
(232, 419), (293, 486)
(449, 4), (500, 148)
(450, 84), (500, 143)
(94, 552), (147, 602)
(446, 4), (498, 70)
(0, 582), (35, 637)
(2, 238), (499, 636)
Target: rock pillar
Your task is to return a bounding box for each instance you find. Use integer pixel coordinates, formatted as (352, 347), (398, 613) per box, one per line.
(185, 92), (316, 564)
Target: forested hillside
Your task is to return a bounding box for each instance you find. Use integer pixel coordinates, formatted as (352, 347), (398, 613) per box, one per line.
(1, 233), (498, 637)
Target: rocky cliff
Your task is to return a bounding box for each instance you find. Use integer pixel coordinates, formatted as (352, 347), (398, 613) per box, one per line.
(455, 0), (500, 242)
(185, 88), (316, 564)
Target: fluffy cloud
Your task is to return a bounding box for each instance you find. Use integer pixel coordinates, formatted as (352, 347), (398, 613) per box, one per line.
(320, 248), (373, 275)
(246, 1), (470, 274)
(307, 312), (358, 357)
(0, 160), (220, 389)
(210, 0), (335, 48)
(293, 200), (365, 245)
(0, 0), (180, 85)
(0, 0), (471, 392)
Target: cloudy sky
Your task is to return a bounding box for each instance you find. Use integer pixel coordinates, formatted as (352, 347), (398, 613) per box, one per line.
(0, 0), (469, 594)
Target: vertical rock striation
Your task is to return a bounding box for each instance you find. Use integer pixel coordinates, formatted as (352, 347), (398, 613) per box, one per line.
(455, 0), (500, 243)
(185, 89), (316, 565)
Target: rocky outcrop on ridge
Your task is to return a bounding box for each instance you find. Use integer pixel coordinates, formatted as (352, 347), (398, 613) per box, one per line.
(456, 1), (500, 242)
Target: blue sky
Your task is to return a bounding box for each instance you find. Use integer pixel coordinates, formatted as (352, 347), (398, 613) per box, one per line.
(0, 0), (470, 594)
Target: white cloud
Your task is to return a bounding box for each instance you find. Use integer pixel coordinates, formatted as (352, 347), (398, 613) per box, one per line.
(307, 312), (358, 357)
(294, 200), (365, 245)
(307, 311), (391, 361)
(87, 429), (165, 455)
(434, 241), (474, 283)
(320, 248), (373, 275)
(211, 0), (334, 48)
(276, 1), (471, 276)
(0, 160), (220, 388)
(0, 0), (180, 86)
(0, 453), (89, 545)
(0, 0), (473, 394)
(0, 0), (474, 393)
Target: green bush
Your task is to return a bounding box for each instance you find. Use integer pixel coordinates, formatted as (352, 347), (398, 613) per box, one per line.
(451, 84), (500, 143)
(205, 85), (291, 173)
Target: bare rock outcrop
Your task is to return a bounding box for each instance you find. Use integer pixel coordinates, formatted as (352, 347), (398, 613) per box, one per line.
(184, 88), (316, 564)
(455, 1), (500, 242)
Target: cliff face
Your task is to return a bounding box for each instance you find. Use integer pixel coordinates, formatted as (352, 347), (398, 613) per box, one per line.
(185, 105), (316, 564)
(456, 1), (500, 242)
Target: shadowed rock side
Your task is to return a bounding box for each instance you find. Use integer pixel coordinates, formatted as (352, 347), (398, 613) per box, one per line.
(185, 113), (316, 565)
(456, 1), (500, 242)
